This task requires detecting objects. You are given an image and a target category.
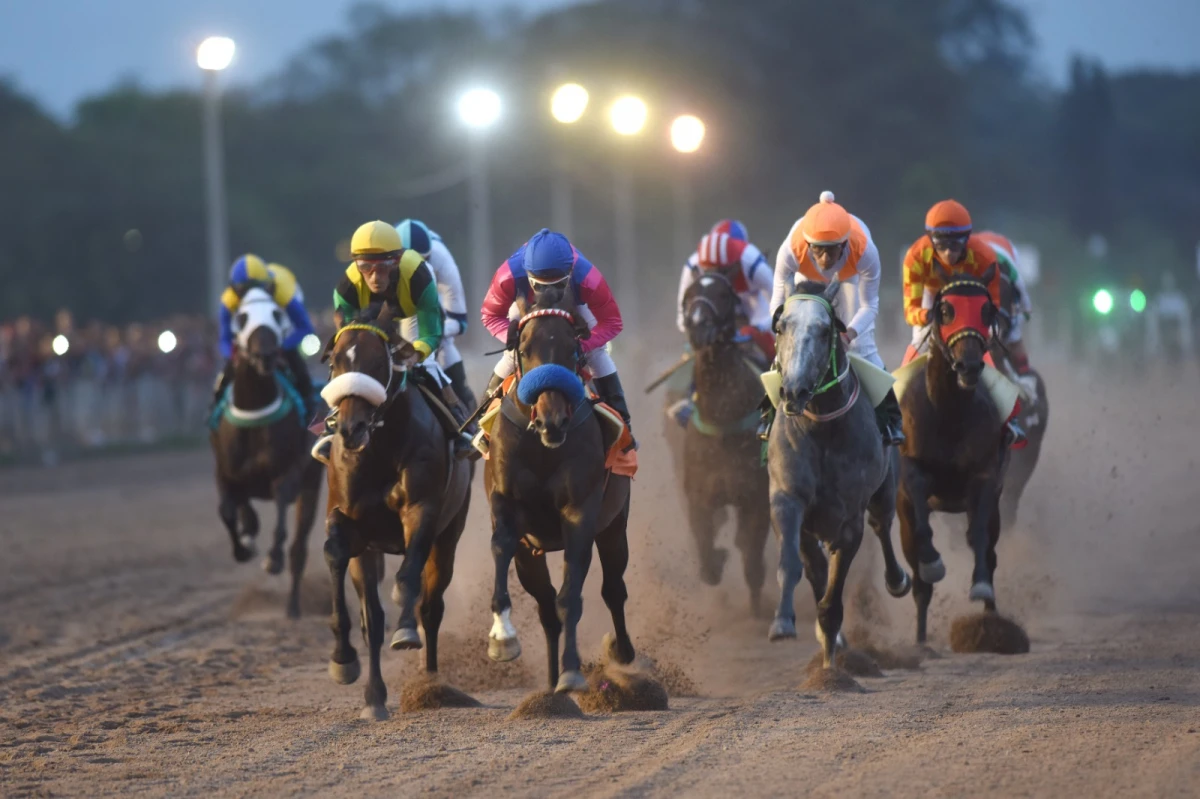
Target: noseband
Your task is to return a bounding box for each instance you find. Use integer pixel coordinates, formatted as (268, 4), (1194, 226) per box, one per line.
(780, 293), (857, 421)
(323, 322), (410, 430)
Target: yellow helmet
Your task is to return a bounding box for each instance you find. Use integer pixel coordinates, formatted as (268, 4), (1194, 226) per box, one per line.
(350, 220), (402, 259)
(230, 253), (269, 284)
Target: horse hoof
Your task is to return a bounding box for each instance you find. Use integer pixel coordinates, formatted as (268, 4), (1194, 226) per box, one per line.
(328, 658), (361, 685)
(969, 582), (995, 603)
(391, 581), (401, 607)
(390, 628), (423, 651)
(918, 558), (946, 583)
(262, 552), (284, 575)
(768, 617), (797, 641)
(233, 545), (255, 564)
(286, 602), (301, 621)
(555, 670), (588, 694)
(887, 570), (913, 598)
(699, 548), (728, 586)
(359, 704), (389, 722)
(488, 635), (522, 663)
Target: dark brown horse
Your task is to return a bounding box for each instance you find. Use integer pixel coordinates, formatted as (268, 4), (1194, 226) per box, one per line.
(485, 285), (635, 694)
(679, 271), (770, 615)
(897, 265), (1010, 644)
(992, 275), (1049, 528)
(320, 304), (473, 720)
(210, 287), (322, 618)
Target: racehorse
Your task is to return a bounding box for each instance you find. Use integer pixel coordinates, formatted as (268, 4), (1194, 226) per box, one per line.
(679, 271), (771, 615)
(209, 287), (322, 619)
(766, 279), (911, 665)
(896, 265), (1009, 643)
(992, 275), (1049, 527)
(484, 285), (635, 694)
(320, 304), (472, 720)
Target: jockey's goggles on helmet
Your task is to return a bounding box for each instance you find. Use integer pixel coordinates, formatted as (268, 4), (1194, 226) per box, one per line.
(930, 232), (970, 248)
(354, 255), (399, 273)
(809, 241), (847, 259)
(528, 273), (571, 287)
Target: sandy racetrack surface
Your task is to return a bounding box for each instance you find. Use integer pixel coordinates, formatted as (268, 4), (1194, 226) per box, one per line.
(2, 350), (1199, 797)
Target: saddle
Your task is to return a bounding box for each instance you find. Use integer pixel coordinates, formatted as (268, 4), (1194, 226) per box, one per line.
(477, 375), (637, 477)
(891, 354), (1019, 422)
(209, 370), (307, 430)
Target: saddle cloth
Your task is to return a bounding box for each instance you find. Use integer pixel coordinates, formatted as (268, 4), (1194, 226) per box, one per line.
(891, 354), (1019, 422)
(760, 353), (895, 410)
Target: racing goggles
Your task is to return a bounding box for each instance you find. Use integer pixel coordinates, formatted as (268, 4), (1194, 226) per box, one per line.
(929, 232), (970, 249)
(528, 273), (570, 288)
(354, 255), (399, 274)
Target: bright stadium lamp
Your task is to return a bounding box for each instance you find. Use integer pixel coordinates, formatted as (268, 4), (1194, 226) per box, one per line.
(458, 88), (501, 129)
(300, 334), (322, 357)
(551, 83), (589, 124)
(197, 36), (235, 71)
(670, 114), (705, 154)
(157, 330), (177, 354)
(52, 335), (70, 356)
(1129, 289), (1147, 313)
(610, 95), (647, 136)
(1092, 289), (1114, 315)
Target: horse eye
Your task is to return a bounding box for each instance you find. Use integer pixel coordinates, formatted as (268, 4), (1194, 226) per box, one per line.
(939, 303), (955, 325)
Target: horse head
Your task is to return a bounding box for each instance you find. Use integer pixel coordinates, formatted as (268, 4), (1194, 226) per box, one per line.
(683, 270), (740, 351)
(513, 289), (589, 449)
(930, 262), (998, 391)
(321, 303), (418, 453)
(233, 287), (289, 376)
(775, 278), (844, 417)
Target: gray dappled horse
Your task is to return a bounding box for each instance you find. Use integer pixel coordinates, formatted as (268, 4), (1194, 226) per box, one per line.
(766, 280), (910, 667)
(210, 287), (322, 619)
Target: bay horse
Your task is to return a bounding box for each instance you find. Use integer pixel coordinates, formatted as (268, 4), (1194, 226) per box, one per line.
(992, 275), (1049, 527)
(767, 280), (911, 665)
(897, 265), (1010, 644)
(485, 285), (635, 694)
(210, 287), (322, 618)
(679, 271), (770, 615)
(320, 303), (473, 720)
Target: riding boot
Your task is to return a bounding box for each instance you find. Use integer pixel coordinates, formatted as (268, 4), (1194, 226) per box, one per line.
(594, 373), (636, 450)
(443, 360), (476, 410)
(874, 389), (905, 446)
(756, 394), (775, 442)
(210, 359), (235, 412)
(439, 382), (480, 461)
(282, 347), (317, 421)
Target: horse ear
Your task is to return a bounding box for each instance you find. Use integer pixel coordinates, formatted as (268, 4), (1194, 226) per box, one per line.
(981, 264), (997, 286)
(572, 314), (591, 340)
(513, 294), (529, 317)
(391, 340), (420, 370)
(823, 277), (841, 305)
(320, 333), (336, 364)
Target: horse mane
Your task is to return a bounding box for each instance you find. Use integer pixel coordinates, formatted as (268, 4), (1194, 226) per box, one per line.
(789, 279), (845, 327)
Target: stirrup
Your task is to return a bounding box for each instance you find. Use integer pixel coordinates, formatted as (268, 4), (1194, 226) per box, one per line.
(884, 422), (906, 447)
(665, 398), (693, 427)
(311, 434), (334, 465)
(1004, 420), (1027, 450)
(471, 429), (490, 457)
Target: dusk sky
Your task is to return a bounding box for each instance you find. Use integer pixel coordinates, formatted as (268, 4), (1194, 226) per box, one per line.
(1, 0), (1198, 117)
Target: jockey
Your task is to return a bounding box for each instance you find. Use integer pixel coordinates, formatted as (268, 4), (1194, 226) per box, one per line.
(213, 254), (316, 416)
(315, 220), (475, 461)
(901, 200), (1024, 445)
(975, 231), (1038, 398)
(676, 219), (774, 342)
(771, 191), (904, 445)
(480, 228), (634, 440)
(667, 222), (774, 428)
(394, 218), (473, 407)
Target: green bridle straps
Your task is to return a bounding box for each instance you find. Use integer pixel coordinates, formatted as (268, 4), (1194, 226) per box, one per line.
(782, 293), (845, 396)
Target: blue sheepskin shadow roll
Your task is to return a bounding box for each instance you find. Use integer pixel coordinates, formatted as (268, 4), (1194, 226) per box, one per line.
(517, 364), (586, 406)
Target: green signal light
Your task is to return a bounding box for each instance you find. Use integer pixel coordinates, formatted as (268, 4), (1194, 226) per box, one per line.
(1129, 289), (1147, 313)
(1092, 289), (1114, 315)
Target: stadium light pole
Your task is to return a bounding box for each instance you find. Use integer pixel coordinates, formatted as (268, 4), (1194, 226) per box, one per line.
(609, 95), (647, 325)
(458, 88), (501, 317)
(197, 36), (235, 320)
(670, 114), (705, 264)
(549, 83), (589, 236)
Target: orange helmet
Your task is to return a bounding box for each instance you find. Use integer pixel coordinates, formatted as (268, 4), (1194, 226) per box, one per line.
(801, 191), (852, 245)
(975, 231), (1016, 261)
(924, 200), (972, 235)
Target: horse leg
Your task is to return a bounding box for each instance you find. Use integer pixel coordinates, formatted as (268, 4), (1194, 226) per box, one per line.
(391, 505), (440, 651)
(514, 550), (562, 690)
(735, 499), (769, 619)
(486, 493), (522, 662)
(867, 457), (910, 597)
(350, 552), (388, 720)
(688, 500), (727, 586)
(219, 485), (254, 563)
(799, 531), (844, 653)
(324, 510), (359, 685)
(263, 493), (290, 576)
(595, 508), (635, 666)
(897, 491), (934, 645)
(984, 495), (1001, 614)
(768, 491), (805, 641)
(817, 524), (863, 668)
(555, 511), (597, 694)
(966, 478), (1001, 604)
(899, 461), (943, 582)
(285, 471), (320, 620)
(417, 499), (469, 672)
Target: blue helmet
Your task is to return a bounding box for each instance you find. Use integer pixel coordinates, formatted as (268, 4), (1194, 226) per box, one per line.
(395, 219), (432, 258)
(525, 229), (576, 281)
(229, 254), (268, 285)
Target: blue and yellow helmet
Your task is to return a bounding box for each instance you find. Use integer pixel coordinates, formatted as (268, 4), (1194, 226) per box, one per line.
(230, 254), (269, 285)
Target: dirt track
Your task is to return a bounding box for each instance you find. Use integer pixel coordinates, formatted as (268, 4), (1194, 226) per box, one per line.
(2, 352), (1199, 798)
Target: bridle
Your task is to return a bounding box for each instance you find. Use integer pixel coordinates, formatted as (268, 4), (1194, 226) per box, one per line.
(929, 279), (997, 373)
(509, 307), (589, 427)
(328, 322), (410, 430)
(686, 270), (739, 345)
(779, 293), (858, 422)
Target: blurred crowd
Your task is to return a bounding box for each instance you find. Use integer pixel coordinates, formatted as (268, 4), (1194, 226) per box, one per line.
(0, 309), (336, 462)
